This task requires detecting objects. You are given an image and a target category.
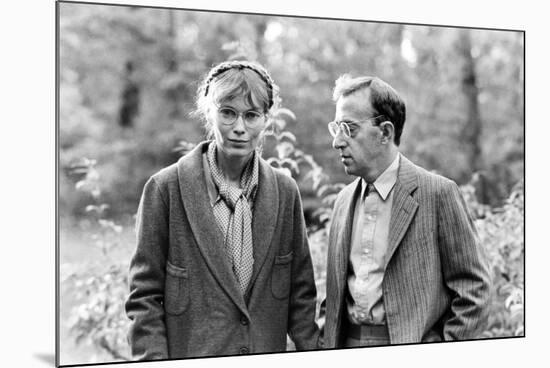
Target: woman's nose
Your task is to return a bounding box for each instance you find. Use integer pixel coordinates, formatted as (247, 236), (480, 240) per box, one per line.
(232, 116), (246, 134)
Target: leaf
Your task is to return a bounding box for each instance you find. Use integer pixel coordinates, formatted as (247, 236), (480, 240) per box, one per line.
(277, 131), (297, 143)
(318, 212), (330, 224)
(271, 118), (287, 131)
(280, 158), (300, 174)
(278, 168), (292, 177)
(274, 107), (297, 121)
(316, 184), (332, 197)
(75, 180), (86, 190)
(275, 141), (295, 159)
(98, 219), (111, 228)
(85, 205), (98, 213)
(172, 141), (197, 156)
(322, 193), (339, 206)
(510, 304), (523, 317)
(333, 183), (346, 191)
(266, 157), (280, 167)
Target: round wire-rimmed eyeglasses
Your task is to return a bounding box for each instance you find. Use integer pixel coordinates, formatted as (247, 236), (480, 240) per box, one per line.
(328, 115), (387, 138)
(216, 105), (266, 127)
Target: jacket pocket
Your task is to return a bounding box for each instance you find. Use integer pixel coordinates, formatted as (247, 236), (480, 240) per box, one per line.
(271, 251), (293, 300)
(164, 261), (190, 315)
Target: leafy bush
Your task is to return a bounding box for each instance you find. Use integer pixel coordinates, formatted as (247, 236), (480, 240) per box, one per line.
(62, 158), (130, 361)
(462, 179), (524, 337)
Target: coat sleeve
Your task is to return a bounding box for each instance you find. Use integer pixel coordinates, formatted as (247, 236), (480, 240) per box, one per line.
(286, 183), (321, 351)
(437, 180), (492, 340)
(125, 176), (169, 360)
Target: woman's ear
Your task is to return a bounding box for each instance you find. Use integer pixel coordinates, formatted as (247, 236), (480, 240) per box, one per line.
(379, 121), (395, 144)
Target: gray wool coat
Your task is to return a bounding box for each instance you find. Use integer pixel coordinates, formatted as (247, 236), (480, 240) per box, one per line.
(125, 141), (319, 360)
(322, 155), (492, 347)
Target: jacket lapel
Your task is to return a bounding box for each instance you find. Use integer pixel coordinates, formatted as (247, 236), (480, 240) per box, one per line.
(335, 178), (362, 295)
(386, 156), (419, 266)
(247, 160), (279, 294)
(176, 142), (249, 317)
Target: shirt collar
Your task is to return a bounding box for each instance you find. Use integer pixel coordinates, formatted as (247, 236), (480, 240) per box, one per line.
(361, 152), (400, 201)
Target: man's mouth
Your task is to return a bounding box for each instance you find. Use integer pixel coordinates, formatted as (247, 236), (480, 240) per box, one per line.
(340, 155), (352, 164)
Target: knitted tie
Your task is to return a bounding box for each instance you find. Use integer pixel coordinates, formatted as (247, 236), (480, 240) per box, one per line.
(207, 142), (258, 294)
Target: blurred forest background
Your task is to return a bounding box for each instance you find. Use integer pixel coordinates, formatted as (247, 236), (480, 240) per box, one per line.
(58, 2), (524, 365)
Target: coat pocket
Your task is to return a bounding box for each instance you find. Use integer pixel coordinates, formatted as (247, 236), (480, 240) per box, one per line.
(271, 251), (293, 300)
(164, 261), (190, 315)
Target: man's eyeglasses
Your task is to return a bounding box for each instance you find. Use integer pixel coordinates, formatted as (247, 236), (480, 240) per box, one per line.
(327, 115), (387, 138)
(216, 106), (265, 127)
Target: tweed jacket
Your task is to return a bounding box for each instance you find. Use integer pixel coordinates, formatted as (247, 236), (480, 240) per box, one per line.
(322, 155), (491, 347)
(125, 141), (319, 360)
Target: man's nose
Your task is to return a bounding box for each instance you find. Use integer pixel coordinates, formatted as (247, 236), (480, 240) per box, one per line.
(332, 133), (346, 150)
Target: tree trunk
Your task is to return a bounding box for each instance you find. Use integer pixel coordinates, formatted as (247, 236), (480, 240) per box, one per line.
(457, 30), (483, 172)
(165, 10), (180, 118)
(457, 29), (486, 202)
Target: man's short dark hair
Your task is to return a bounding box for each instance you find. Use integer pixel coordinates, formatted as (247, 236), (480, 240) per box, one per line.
(333, 75), (406, 146)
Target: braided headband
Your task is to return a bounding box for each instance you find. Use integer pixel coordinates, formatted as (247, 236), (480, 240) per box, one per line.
(203, 61), (274, 108)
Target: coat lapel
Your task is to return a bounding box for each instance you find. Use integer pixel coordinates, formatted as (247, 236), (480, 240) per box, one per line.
(335, 178), (362, 295)
(247, 160), (279, 294)
(176, 142), (249, 317)
(386, 156), (419, 266)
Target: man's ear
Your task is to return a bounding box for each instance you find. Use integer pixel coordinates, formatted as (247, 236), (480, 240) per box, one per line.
(379, 121), (395, 144)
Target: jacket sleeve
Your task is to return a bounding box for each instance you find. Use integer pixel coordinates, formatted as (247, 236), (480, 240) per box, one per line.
(286, 184), (321, 350)
(437, 180), (492, 340)
(125, 176), (169, 360)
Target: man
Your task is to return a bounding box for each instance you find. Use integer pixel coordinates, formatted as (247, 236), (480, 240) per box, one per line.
(321, 74), (491, 348)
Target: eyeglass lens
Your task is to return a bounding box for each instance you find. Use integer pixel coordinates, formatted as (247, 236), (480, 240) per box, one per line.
(218, 107), (262, 125)
(328, 121), (350, 137)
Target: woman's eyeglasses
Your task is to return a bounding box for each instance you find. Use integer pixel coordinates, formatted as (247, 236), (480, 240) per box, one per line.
(217, 106), (265, 127)
(328, 115), (386, 138)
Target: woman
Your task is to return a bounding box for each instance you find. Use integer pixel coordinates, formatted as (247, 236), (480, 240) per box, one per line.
(125, 60), (319, 360)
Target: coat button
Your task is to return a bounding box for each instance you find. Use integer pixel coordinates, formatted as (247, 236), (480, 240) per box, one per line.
(239, 347), (249, 354)
(240, 316), (248, 325)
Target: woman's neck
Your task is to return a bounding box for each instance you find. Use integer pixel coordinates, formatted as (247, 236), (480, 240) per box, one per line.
(215, 149), (253, 186)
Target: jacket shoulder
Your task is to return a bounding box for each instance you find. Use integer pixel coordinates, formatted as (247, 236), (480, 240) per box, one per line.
(422, 168), (456, 186)
(409, 161), (459, 198)
(149, 162), (179, 187)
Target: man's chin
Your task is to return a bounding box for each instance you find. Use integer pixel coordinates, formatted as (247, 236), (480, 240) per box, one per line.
(343, 166), (356, 176)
